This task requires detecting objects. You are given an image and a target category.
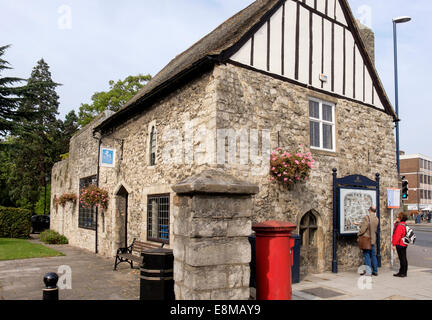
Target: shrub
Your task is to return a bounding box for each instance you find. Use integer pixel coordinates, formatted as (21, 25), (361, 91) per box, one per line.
(40, 230), (69, 245)
(269, 145), (315, 186)
(0, 207), (32, 239)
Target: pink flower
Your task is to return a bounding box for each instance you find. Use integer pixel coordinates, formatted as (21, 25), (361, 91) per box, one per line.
(272, 158), (277, 161)
(278, 174), (282, 177)
(302, 159), (306, 164)
(284, 178), (288, 182)
(286, 153), (291, 158)
(272, 167), (276, 171)
(295, 160), (299, 165)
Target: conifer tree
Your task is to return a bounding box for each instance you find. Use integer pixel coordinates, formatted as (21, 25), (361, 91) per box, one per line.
(0, 45), (29, 136)
(8, 59), (61, 207)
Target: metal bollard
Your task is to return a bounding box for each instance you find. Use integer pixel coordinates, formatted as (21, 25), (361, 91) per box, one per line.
(43, 272), (59, 300)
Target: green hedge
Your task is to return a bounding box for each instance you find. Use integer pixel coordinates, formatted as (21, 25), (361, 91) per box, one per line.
(0, 207), (32, 239)
(40, 230), (68, 245)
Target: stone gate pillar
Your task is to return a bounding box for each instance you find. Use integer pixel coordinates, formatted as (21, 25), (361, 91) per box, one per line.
(172, 170), (259, 300)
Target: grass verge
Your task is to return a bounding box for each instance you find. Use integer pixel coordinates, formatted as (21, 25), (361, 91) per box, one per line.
(0, 238), (65, 261)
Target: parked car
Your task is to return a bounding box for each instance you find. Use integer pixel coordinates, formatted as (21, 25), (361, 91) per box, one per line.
(31, 215), (50, 233)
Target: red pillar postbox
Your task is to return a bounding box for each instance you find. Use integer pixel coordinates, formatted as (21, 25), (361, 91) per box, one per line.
(252, 220), (297, 300)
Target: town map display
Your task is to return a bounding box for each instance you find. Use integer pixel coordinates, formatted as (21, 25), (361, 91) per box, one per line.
(339, 188), (376, 235)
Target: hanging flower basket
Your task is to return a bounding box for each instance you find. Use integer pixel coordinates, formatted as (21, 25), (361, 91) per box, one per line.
(57, 193), (77, 208)
(269, 145), (315, 186)
(80, 185), (109, 211)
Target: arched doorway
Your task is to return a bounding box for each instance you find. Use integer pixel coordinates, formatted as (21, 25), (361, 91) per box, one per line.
(298, 209), (324, 274)
(115, 186), (129, 249)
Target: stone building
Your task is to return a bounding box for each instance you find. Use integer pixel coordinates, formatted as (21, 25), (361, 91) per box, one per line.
(51, 0), (399, 284)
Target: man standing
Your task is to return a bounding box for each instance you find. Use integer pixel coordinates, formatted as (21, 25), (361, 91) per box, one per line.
(356, 206), (379, 276)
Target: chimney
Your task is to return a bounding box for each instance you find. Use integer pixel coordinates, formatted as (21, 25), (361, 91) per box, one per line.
(356, 20), (375, 64)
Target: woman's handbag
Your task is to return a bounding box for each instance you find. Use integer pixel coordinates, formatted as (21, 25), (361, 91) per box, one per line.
(358, 236), (372, 250)
(358, 215), (372, 250)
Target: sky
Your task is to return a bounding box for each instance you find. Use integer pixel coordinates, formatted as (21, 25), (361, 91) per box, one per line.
(1, 0), (431, 156)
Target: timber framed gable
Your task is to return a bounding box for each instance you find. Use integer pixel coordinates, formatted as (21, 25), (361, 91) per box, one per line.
(220, 0), (395, 119)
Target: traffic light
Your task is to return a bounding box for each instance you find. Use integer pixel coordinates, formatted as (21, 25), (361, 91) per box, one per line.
(401, 176), (409, 200)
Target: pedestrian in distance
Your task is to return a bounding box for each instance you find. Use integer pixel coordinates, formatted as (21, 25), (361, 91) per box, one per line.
(355, 206), (379, 276)
(428, 212), (431, 224)
(393, 212), (409, 278)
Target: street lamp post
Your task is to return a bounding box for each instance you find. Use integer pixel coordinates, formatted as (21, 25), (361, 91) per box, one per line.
(44, 175), (49, 215)
(393, 16), (411, 175)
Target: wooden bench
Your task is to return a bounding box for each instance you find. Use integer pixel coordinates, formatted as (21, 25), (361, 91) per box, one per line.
(113, 238), (164, 271)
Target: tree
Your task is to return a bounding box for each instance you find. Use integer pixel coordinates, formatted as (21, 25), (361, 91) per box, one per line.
(8, 59), (61, 208)
(0, 45), (30, 136)
(58, 110), (79, 156)
(78, 74), (151, 127)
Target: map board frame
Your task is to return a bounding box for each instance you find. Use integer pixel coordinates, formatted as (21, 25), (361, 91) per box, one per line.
(338, 187), (377, 235)
(332, 170), (381, 273)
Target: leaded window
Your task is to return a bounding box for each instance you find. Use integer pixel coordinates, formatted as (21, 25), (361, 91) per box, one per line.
(309, 98), (336, 152)
(79, 175), (97, 230)
(300, 211), (318, 247)
(147, 194), (170, 244)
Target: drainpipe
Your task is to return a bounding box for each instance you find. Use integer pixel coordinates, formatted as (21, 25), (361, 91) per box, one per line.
(93, 131), (102, 254)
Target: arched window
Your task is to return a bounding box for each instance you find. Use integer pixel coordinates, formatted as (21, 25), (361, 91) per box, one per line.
(150, 126), (156, 166)
(300, 211), (318, 247)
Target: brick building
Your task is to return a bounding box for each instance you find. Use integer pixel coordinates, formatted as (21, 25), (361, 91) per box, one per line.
(400, 154), (432, 214)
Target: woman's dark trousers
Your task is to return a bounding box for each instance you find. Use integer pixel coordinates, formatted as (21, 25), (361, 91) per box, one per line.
(396, 245), (408, 276)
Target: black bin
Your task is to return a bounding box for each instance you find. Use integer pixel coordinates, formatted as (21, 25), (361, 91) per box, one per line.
(248, 234), (256, 288)
(291, 234), (301, 284)
(140, 248), (174, 300)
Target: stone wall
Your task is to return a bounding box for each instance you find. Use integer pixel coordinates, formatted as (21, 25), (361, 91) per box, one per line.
(51, 70), (218, 257)
(51, 60), (398, 276)
(212, 63), (398, 273)
(51, 111), (113, 253)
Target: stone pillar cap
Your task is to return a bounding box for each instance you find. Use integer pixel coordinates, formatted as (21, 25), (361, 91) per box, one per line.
(172, 169), (259, 195)
(252, 220), (297, 233)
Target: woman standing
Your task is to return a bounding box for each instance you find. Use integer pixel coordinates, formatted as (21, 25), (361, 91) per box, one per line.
(393, 212), (408, 277)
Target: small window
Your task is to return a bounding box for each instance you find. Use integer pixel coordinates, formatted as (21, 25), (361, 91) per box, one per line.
(300, 211), (318, 247)
(149, 126), (157, 166)
(147, 194), (170, 244)
(79, 175), (97, 230)
(309, 99), (336, 152)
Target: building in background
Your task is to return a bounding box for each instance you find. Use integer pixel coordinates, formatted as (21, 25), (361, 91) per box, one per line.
(400, 154), (432, 214)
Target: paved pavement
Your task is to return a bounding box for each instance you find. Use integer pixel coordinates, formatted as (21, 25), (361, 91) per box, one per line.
(292, 265), (432, 300)
(292, 223), (432, 300)
(0, 237), (140, 300)
(2, 232), (431, 300)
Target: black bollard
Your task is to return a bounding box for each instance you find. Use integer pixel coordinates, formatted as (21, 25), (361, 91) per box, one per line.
(43, 272), (59, 300)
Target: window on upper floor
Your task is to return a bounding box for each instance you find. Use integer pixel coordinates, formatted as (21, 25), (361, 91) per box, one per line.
(309, 98), (336, 152)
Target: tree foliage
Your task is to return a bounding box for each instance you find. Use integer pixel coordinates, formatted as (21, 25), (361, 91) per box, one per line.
(78, 74), (151, 127)
(0, 45), (31, 136)
(6, 59), (62, 209)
